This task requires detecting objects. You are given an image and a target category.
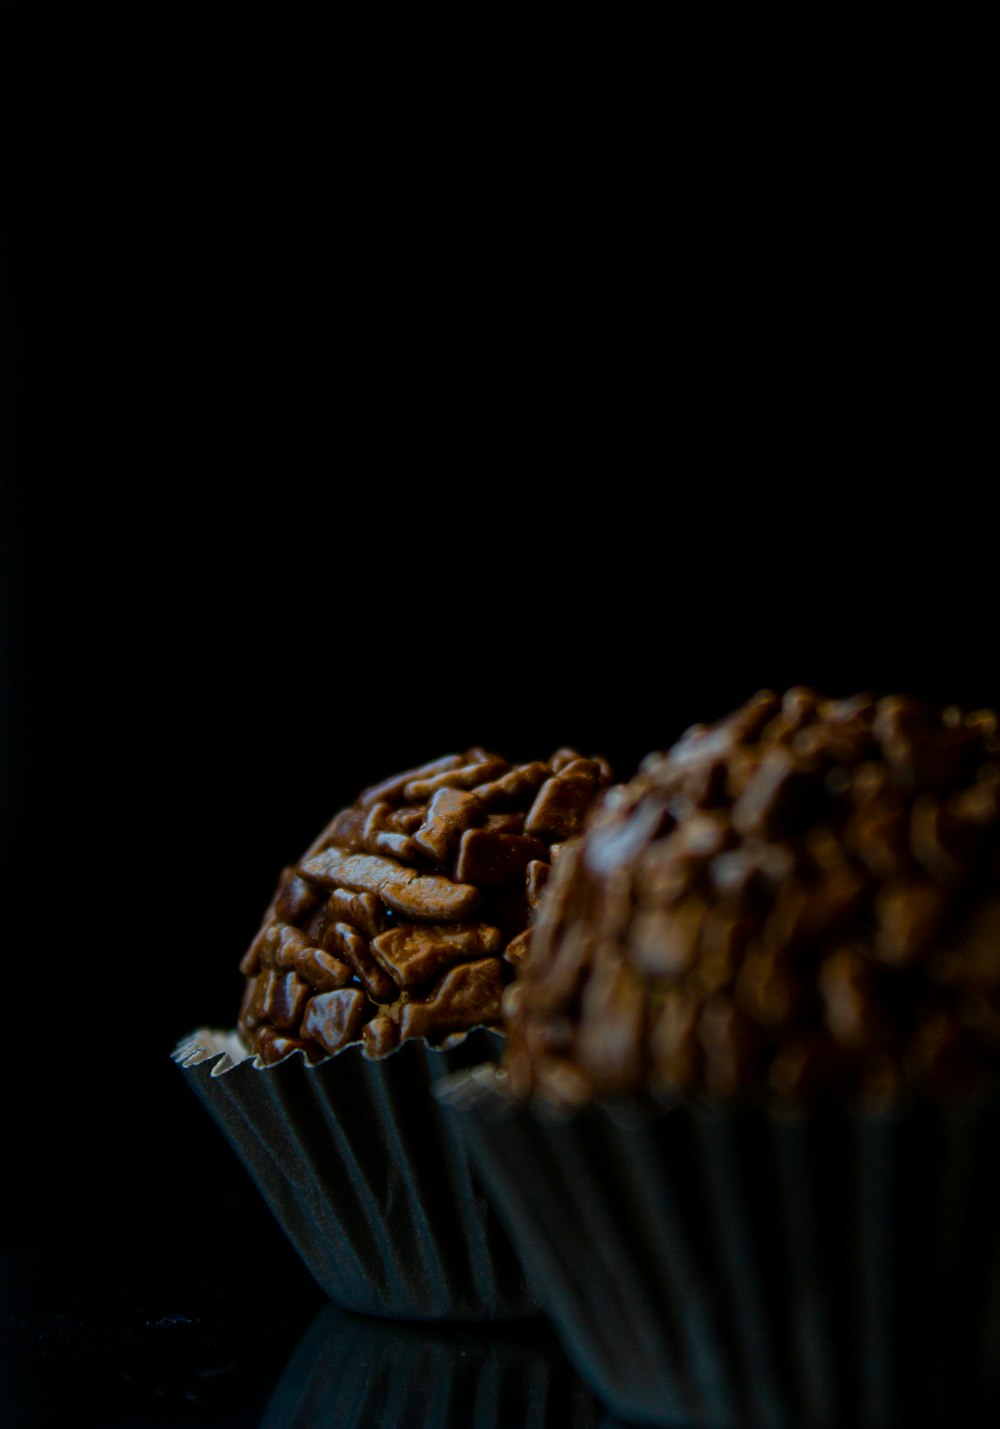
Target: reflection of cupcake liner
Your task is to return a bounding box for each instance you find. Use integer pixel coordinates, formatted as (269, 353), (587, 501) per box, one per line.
(176, 1028), (538, 1320)
(443, 1067), (1000, 1428)
(260, 1298), (601, 1429)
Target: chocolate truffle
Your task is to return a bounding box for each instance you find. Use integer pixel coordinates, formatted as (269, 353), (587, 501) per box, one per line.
(505, 690), (1000, 1108)
(240, 746), (610, 1064)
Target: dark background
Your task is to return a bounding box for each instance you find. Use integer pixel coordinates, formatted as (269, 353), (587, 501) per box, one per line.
(0, 3), (992, 1422)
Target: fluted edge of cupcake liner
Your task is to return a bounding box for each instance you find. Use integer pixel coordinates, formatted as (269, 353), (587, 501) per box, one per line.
(174, 1028), (539, 1321)
(260, 1300), (600, 1429)
(439, 1068), (1000, 1428)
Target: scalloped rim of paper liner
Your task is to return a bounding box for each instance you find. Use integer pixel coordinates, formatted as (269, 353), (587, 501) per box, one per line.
(173, 1024), (505, 1079)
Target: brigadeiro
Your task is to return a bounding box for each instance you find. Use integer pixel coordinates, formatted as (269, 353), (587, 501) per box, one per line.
(441, 691), (1000, 1424)
(175, 746), (609, 1321)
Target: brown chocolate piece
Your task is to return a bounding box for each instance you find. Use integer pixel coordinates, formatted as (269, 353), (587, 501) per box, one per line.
(454, 830), (547, 887)
(251, 968), (312, 1029)
(275, 874), (322, 925)
(325, 807), (366, 851)
(361, 1014), (400, 1060)
(525, 761), (606, 841)
(397, 959), (505, 1042)
(503, 929), (532, 970)
(299, 946), (354, 993)
(238, 746), (610, 1063)
(403, 758), (507, 801)
(323, 921), (397, 1002)
(301, 848), (482, 921)
(525, 860), (550, 910)
(412, 788), (486, 863)
(361, 803), (421, 862)
(379, 871), (481, 922)
(506, 690), (1000, 1109)
(370, 922), (502, 990)
(327, 888), (388, 939)
(302, 989), (370, 1055)
(472, 762), (549, 809)
(300, 848), (411, 895)
(256, 1025), (323, 1066)
(261, 922), (313, 971)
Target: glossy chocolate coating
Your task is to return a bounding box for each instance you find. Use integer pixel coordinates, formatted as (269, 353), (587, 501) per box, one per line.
(505, 691), (1000, 1109)
(239, 748), (610, 1064)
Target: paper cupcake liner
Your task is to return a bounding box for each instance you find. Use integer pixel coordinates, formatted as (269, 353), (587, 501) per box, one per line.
(260, 1300), (601, 1429)
(174, 1028), (538, 1321)
(440, 1067), (1000, 1428)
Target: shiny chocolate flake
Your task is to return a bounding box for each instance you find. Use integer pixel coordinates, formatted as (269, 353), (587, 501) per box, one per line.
(505, 691), (1000, 1110)
(239, 747), (611, 1064)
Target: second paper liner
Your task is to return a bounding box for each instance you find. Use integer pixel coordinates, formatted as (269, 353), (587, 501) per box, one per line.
(440, 1066), (1000, 1429)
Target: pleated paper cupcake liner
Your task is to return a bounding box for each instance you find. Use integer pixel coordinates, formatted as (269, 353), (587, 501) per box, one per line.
(260, 1300), (601, 1429)
(174, 1028), (538, 1321)
(439, 1066), (1000, 1429)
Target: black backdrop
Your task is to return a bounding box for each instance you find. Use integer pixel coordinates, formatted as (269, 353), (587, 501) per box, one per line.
(2, 0), (993, 1234)
(0, 4), (993, 1421)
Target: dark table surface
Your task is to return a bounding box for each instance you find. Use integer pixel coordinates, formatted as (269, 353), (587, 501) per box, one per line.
(1, 1194), (323, 1427)
(0, 1159), (608, 1429)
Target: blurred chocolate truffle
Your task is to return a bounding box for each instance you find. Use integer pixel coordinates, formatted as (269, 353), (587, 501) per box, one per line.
(505, 690), (1000, 1108)
(240, 747), (610, 1064)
